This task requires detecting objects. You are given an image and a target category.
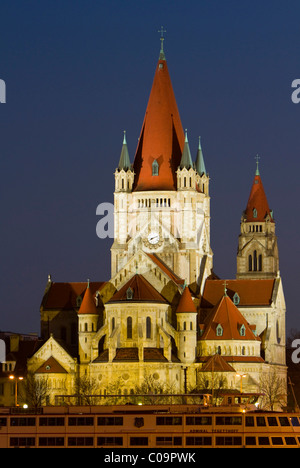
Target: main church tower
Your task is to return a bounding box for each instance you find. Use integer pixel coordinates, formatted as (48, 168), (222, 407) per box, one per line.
(111, 37), (212, 290)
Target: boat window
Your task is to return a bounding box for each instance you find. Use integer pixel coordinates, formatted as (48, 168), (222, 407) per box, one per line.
(215, 436), (242, 446)
(291, 417), (300, 426)
(271, 437), (284, 446)
(186, 416), (212, 425)
(258, 437), (270, 446)
(285, 437), (297, 445)
(156, 416), (182, 426)
(245, 416), (255, 427)
(186, 436), (212, 446)
(130, 437), (148, 446)
(215, 416), (242, 426)
(245, 436), (256, 446)
(267, 416), (278, 426)
(256, 416), (266, 426)
(156, 437), (182, 446)
(279, 416), (290, 426)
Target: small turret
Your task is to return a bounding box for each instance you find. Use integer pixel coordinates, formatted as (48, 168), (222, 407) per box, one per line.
(115, 131), (134, 192)
(176, 285), (197, 364)
(180, 130), (193, 169)
(78, 280), (99, 363)
(195, 136), (206, 176)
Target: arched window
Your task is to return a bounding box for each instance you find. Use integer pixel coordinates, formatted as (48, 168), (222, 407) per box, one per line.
(127, 317), (132, 339)
(258, 254), (262, 271)
(152, 159), (159, 176)
(146, 317), (151, 339)
(216, 324), (223, 336)
(112, 317), (115, 331)
(248, 254), (252, 272)
(253, 250), (258, 271)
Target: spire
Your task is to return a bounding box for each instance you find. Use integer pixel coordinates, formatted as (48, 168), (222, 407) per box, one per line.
(179, 130), (193, 169)
(118, 131), (131, 171)
(132, 45), (185, 191)
(158, 26), (166, 61)
(244, 161), (274, 223)
(255, 154), (260, 175)
(176, 285), (197, 313)
(195, 136), (207, 175)
(78, 283), (98, 315)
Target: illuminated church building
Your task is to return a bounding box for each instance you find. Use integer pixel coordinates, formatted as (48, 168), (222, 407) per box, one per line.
(28, 39), (287, 401)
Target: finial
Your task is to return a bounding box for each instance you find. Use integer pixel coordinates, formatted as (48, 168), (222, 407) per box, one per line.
(123, 130), (127, 145)
(158, 26), (166, 59)
(185, 129), (188, 142)
(198, 136), (201, 149)
(87, 278), (90, 289)
(255, 154), (260, 175)
(223, 280), (228, 296)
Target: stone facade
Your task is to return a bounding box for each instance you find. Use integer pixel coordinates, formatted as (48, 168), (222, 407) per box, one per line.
(28, 44), (287, 408)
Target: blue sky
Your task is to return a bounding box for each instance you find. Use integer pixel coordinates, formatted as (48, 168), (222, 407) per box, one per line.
(0, 0), (299, 333)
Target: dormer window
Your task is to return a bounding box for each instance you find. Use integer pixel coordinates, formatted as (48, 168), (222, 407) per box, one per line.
(126, 287), (134, 300)
(152, 159), (159, 176)
(233, 292), (240, 306)
(76, 296), (82, 307)
(216, 324), (223, 336)
(253, 208), (257, 218)
(239, 324), (246, 336)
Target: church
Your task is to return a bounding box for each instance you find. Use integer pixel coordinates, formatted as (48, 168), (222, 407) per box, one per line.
(27, 38), (287, 405)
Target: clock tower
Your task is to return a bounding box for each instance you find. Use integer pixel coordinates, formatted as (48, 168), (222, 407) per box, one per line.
(111, 39), (213, 290)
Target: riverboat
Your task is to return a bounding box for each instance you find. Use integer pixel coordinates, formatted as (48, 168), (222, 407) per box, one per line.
(0, 394), (299, 448)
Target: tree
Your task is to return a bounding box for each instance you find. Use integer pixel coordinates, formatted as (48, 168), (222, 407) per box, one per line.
(74, 375), (100, 405)
(22, 373), (51, 408)
(133, 374), (177, 404)
(259, 368), (286, 410)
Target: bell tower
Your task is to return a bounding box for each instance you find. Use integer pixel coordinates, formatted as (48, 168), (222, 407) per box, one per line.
(237, 159), (279, 279)
(111, 37), (213, 288)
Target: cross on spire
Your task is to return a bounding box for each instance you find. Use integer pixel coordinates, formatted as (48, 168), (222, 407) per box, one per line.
(158, 26), (166, 59)
(255, 154), (260, 175)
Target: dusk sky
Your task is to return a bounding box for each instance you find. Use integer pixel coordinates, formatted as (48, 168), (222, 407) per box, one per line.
(1, 0), (300, 334)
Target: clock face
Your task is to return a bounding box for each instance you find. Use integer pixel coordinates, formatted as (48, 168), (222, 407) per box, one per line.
(148, 231), (160, 245)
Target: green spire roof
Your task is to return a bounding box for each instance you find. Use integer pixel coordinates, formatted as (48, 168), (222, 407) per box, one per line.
(255, 154), (260, 176)
(179, 130), (193, 169)
(195, 136), (206, 176)
(118, 131), (131, 171)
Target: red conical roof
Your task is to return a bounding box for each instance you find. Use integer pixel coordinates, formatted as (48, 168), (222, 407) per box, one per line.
(78, 285), (98, 315)
(200, 295), (259, 341)
(244, 172), (273, 223)
(176, 286), (197, 313)
(133, 56), (185, 191)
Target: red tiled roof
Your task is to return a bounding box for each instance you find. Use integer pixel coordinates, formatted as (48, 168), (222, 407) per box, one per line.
(113, 348), (139, 362)
(201, 279), (275, 308)
(132, 57), (185, 191)
(146, 253), (185, 285)
(42, 282), (105, 310)
(176, 286), (197, 313)
(198, 355), (264, 364)
(200, 295), (260, 341)
(108, 274), (167, 303)
(199, 354), (236, 373)
(35, 356), (67, 374)
(78, 285), (98, 315)
(244, 173), (273, 222)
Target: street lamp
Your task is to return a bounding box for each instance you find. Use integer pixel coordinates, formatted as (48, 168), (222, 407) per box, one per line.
(236, 373), (246, 393)
(9, 375), (23, 407)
